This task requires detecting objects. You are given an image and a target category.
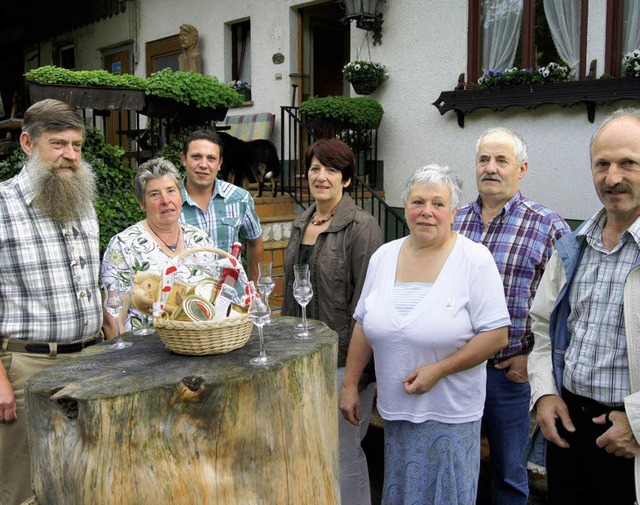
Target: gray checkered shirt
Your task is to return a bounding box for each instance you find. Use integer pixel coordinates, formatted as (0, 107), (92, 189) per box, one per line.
(564, 209), (640, 405)
(0, 167), (102, 343)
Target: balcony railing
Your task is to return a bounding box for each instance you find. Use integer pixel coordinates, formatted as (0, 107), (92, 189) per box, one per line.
(280, 105), (407, 242)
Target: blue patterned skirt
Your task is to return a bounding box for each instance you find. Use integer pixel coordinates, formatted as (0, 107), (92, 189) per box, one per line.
(382, 418), (481, 505)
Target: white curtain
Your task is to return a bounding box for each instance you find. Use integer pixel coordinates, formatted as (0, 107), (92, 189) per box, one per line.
(622, 0), (640, 55)
(543, 0), (581, 78)
(482, 0), (523, 72)
(236, 29), (252, 85)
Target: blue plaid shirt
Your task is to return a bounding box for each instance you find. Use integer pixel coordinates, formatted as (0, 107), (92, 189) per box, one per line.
(454, 192), (570, 360)
(179, 178), (262, 254)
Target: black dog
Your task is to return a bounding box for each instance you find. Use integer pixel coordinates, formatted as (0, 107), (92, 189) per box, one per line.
(218, 132), (280, 197)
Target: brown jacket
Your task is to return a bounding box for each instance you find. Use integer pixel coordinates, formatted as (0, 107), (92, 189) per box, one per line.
(281, 194), (382, 369)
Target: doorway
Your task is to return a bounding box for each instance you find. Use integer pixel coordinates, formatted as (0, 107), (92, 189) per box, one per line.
(298, 2), (349, 102)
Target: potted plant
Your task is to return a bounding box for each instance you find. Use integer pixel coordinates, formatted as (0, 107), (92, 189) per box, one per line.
(228, 80), (252, 102)
(144, 68), (243, 121)
(299, 96), (384, 130)
(472, 62), (571, 89)
(25, 65), (148, 111)
(342, 60), (389, 95)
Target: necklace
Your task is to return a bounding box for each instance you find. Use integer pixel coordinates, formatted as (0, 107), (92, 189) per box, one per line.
(311, 212), (334, 226)
(147, 221), (181, 251)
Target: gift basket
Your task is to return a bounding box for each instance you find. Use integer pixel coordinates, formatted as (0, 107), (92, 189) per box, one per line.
(134, 246), (254, 356)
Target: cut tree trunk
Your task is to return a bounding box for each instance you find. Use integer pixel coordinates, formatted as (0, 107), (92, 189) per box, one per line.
(25, 318), (338, 505)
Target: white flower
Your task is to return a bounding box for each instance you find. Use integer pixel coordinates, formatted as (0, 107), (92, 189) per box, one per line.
(354, 64), (361, 71)
(542, 69), (550, 77)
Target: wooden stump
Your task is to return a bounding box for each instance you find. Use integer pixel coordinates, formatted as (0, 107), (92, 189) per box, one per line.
(25, 318), (338, 505)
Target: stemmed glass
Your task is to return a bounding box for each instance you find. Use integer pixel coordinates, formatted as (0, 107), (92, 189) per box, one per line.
(293, 264), (314, 339)
(103, 284), (132, 350)
(257, 261), (276, 325)
(248, 285), (276, 366)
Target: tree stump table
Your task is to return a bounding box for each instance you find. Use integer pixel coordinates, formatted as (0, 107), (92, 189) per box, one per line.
(25, 318), (338, 505)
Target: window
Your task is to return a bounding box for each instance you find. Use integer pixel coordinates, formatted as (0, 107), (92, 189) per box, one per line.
(605, 0), (640, 76)
(145, 35), (181, 77)
(231, 20), (251, 85)
(467, 0), (588, 82)
(54, 42), (75, 70)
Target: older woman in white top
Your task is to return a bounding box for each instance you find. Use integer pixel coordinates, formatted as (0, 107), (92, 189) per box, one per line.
(339, 164), (510, 505)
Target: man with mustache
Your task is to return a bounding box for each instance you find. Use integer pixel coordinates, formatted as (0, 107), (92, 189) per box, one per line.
(0, 99), (102, 505)
(454, 127), (570, 504)
(529, 109), (640, 504)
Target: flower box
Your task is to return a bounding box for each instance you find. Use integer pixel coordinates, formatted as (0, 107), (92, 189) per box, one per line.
(432, 77), (640, 128)
(28, 82), (147, 111)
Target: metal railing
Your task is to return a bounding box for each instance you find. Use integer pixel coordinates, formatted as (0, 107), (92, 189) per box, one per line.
(279, 105), (407, 242)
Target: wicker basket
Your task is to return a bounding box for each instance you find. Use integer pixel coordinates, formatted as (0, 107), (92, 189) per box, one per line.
(154, 246), (253, 356)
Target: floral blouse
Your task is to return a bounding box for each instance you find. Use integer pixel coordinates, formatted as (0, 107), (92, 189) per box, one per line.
(101, 221), (214, 330)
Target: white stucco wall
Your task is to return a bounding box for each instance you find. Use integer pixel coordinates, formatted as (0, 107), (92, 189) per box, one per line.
(32, 0), (630, 222)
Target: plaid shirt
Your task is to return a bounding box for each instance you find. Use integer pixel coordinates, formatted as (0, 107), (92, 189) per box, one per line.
(564, 209), (640, 405)
(180, 178), (262, 254)
(454, 192), (570, 360)
(0, 167), (102, 343)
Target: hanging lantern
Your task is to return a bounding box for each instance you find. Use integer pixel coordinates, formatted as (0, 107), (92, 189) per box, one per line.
(338, 0), (386, 45)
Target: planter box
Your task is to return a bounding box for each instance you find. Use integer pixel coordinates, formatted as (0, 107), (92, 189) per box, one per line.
(28, 82), (146, 111)
(432, 77), (640, 127)
(142, 95), (228, 122)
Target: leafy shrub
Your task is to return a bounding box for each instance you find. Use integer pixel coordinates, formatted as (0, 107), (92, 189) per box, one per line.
(146, 68), (244, 109)
(299, 96), (384, 129)
(25, 66), (147, 89)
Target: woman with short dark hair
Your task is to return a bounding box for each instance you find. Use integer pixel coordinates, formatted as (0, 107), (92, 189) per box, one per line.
(281, 138), (383, 505)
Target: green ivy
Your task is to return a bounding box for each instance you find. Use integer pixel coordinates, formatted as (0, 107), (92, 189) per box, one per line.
(299, 96), (384, 129)
(0, 129), (143, 255)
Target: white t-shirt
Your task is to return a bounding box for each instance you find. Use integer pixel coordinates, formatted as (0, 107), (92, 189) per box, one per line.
(354, 234), (510, 424)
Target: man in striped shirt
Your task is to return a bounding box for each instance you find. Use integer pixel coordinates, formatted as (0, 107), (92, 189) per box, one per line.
(454, 127), (570, 504)
(0, 99), (102, 505)
(179, 130), (263, 281)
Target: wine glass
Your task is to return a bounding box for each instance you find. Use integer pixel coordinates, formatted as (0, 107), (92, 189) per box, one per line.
(103, 284), (132, 350)
(248, 288), (276, 366)
(257, 261), (276, 325)
(292, 264), (315, 330)
(293, 264), (314, 340)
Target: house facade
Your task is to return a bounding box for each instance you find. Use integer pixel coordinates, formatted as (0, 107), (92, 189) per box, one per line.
(21, 0), (640, 222)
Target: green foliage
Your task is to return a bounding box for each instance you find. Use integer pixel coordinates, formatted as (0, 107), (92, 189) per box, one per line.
(146, 68), (244, 109)
(0, 129), (143, 254)
(0, 149), (25, 181)
(342, 60), (389, 82)
(476, 62), (571, 89)
(25, 65), (244, 110)
(25, 66), (147, 89)
(299, 96), (384, 129)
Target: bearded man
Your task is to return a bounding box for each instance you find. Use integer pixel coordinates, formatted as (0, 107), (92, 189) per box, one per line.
(0, 99), (102, 505)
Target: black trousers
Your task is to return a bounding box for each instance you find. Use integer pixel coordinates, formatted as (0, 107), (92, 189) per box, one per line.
(546, 388), (635, 504)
